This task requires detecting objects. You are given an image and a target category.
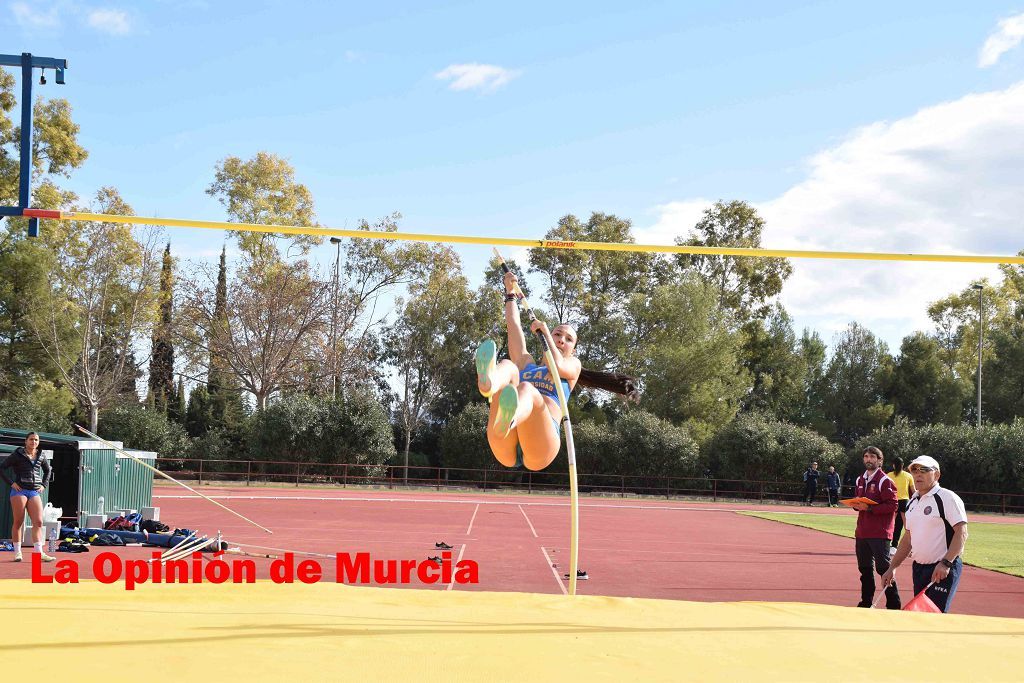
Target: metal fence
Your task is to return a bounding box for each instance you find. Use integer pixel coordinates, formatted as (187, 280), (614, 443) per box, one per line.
(154, 457), (1024, 515)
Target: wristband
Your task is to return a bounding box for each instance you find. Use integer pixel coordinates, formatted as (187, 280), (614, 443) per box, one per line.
(941, 558), (954, 569)
(505, 292), (517, 302)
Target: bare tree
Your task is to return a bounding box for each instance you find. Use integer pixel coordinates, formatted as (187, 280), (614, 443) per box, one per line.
(180, 257), (330, 410)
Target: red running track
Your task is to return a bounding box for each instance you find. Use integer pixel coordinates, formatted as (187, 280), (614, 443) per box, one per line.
(3, 485), (1022, 619)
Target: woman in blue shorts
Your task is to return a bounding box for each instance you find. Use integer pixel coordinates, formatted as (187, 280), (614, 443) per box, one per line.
(1, 432), (56, 562)
(475, 270), (582, 471)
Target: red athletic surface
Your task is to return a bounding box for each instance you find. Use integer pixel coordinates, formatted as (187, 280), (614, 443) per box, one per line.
(4, 485), (1022, 619)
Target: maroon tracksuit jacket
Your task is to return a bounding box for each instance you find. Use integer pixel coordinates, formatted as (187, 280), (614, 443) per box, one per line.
(854, 469), (898, 539)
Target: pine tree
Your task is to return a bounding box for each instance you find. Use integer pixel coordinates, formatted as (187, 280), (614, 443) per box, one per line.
(148, 243), (175, 412)
(207, 245), (246, 428)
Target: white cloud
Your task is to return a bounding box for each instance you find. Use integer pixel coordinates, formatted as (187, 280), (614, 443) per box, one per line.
(979, 12), (1024, 67)
(434, 63), (521, 93)
(11, 2), (60, 28)
(634, 198), (714, 245)
(86, 8), (131, 35)
(643, 82), (1024, 349)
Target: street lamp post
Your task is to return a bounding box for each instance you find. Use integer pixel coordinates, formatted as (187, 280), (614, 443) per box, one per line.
(330, 237), (342, 399)
(973, 284), (984, 428)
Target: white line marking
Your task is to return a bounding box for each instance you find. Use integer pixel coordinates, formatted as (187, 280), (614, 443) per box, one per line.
(540, 546), (567, 595)
(519, 504), (538, 537)
(466, 503), (480, 535)
(154, 494), (755, 513)
(446, 544), (467, 592)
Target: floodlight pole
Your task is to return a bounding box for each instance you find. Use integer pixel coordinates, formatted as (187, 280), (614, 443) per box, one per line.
(0, 52), (68, 237)
(973, 284), (984, 427)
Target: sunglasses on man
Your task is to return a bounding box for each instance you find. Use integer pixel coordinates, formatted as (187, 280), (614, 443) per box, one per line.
(909, 465), (936, 473)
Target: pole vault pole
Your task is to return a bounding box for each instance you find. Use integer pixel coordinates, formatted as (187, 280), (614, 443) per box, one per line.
(493, 249), (580, 596)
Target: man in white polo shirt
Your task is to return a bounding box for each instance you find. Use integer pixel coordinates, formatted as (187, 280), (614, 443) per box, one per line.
(881, 455), (969, 613)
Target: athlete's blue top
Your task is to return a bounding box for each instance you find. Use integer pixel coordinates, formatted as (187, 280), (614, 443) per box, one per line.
(520, 363), (572, 402)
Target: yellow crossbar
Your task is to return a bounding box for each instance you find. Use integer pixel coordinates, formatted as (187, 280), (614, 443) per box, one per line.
(37, 211), (1024, 264)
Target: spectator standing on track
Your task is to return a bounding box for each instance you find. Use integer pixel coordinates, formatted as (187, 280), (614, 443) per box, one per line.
(887, 457), (915, 554)
(802, 461), (820, 505)
(0, 432), (57, 563)
(881, 455), (968, 613)
(850, 446), (900, 609)
(825, 466), (841, 507)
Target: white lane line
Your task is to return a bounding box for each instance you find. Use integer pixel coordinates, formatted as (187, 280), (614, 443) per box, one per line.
(466, 503), (480, 535)
(445, 543), (467, 591)
(519, 504), (538, 538)
(540, 546), (567, 595)
(154, 494), (756, 513)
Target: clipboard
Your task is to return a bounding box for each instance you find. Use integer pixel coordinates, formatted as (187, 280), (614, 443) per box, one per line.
(839, 497), (878, 508)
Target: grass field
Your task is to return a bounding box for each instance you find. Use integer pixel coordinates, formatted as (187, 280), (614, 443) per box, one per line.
(741, 511), (1024, 578)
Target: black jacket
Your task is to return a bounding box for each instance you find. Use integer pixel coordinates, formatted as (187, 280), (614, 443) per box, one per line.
(0, 447), (51, 489)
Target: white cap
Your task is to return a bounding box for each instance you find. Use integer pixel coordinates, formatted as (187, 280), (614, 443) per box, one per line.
(909, 455), (940, 471)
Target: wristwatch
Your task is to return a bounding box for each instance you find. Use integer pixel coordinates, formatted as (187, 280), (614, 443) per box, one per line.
(940, 558), (954, 569)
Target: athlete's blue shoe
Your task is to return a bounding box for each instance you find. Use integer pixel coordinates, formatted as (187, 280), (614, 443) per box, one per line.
(493, 384), (518, 436)
(475, 339), (497, 399)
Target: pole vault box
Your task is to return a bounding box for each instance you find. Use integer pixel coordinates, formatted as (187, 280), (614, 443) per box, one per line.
(0, 428), (154, 536)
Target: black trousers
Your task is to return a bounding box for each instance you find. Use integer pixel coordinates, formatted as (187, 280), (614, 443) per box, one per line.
(827, 488), (839, 506)
(803, 482), (817, 503)
(855, 538), (901, 608)
(891, 499), (908, 547)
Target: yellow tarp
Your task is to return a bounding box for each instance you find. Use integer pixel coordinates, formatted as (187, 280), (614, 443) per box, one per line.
(2, 580), (1022, 682)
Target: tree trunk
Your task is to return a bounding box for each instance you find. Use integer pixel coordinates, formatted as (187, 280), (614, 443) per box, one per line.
(89, 403), (99, 433)
(403, 428), (411, 484)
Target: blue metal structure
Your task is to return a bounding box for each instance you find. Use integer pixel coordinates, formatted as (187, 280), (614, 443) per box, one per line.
(0, 52), (68, 237)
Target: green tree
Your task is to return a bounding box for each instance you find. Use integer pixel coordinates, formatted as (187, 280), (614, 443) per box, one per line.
(703, 411), (844, 483)
(675, 200), (792, 323)
(739, 306), (807, 420)
(97, 403), (190, 458)
(608, 410), (698, 478)
(528, 212), (662, 372)
(385, 246), (476, 478)
(148, 243), (176, 413)
(793, 329), (830, 434)
(28, 188), (162, 431)
(439, 403), (493, 473)
(205, 245), (245, 429)
(330, 213), (434, 389)
(927, 279), (1004, 378)
(206, 151), (319, 261)
(980, 320), (1024, 423)
(821, 323), (894, 446)
(0, 70), (88, 396)
(888, 332), (969, 425)
(0, 381), (75, 434)
(624, 277), (749, 441)
(246, 390), (394, 468)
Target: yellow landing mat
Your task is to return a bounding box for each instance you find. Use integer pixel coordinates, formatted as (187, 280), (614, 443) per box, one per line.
(2, 580), (1022, 682)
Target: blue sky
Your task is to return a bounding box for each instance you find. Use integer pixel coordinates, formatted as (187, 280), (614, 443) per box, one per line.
(5, 1), (1024, 351)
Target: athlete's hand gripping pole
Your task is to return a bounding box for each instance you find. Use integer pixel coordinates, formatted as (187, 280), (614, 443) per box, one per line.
(493, 248), (580, 596)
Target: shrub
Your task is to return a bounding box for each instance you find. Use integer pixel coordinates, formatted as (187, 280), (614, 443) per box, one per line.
(439, 403), (492, 474)
(97, 403), (190, 458)
(703, 411), (844, 483)
(851, 418), (1024, 494)
(246, 389), (396, 468)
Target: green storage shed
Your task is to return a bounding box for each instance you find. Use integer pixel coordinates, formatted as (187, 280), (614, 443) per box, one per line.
(0, 429), (154, 537)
